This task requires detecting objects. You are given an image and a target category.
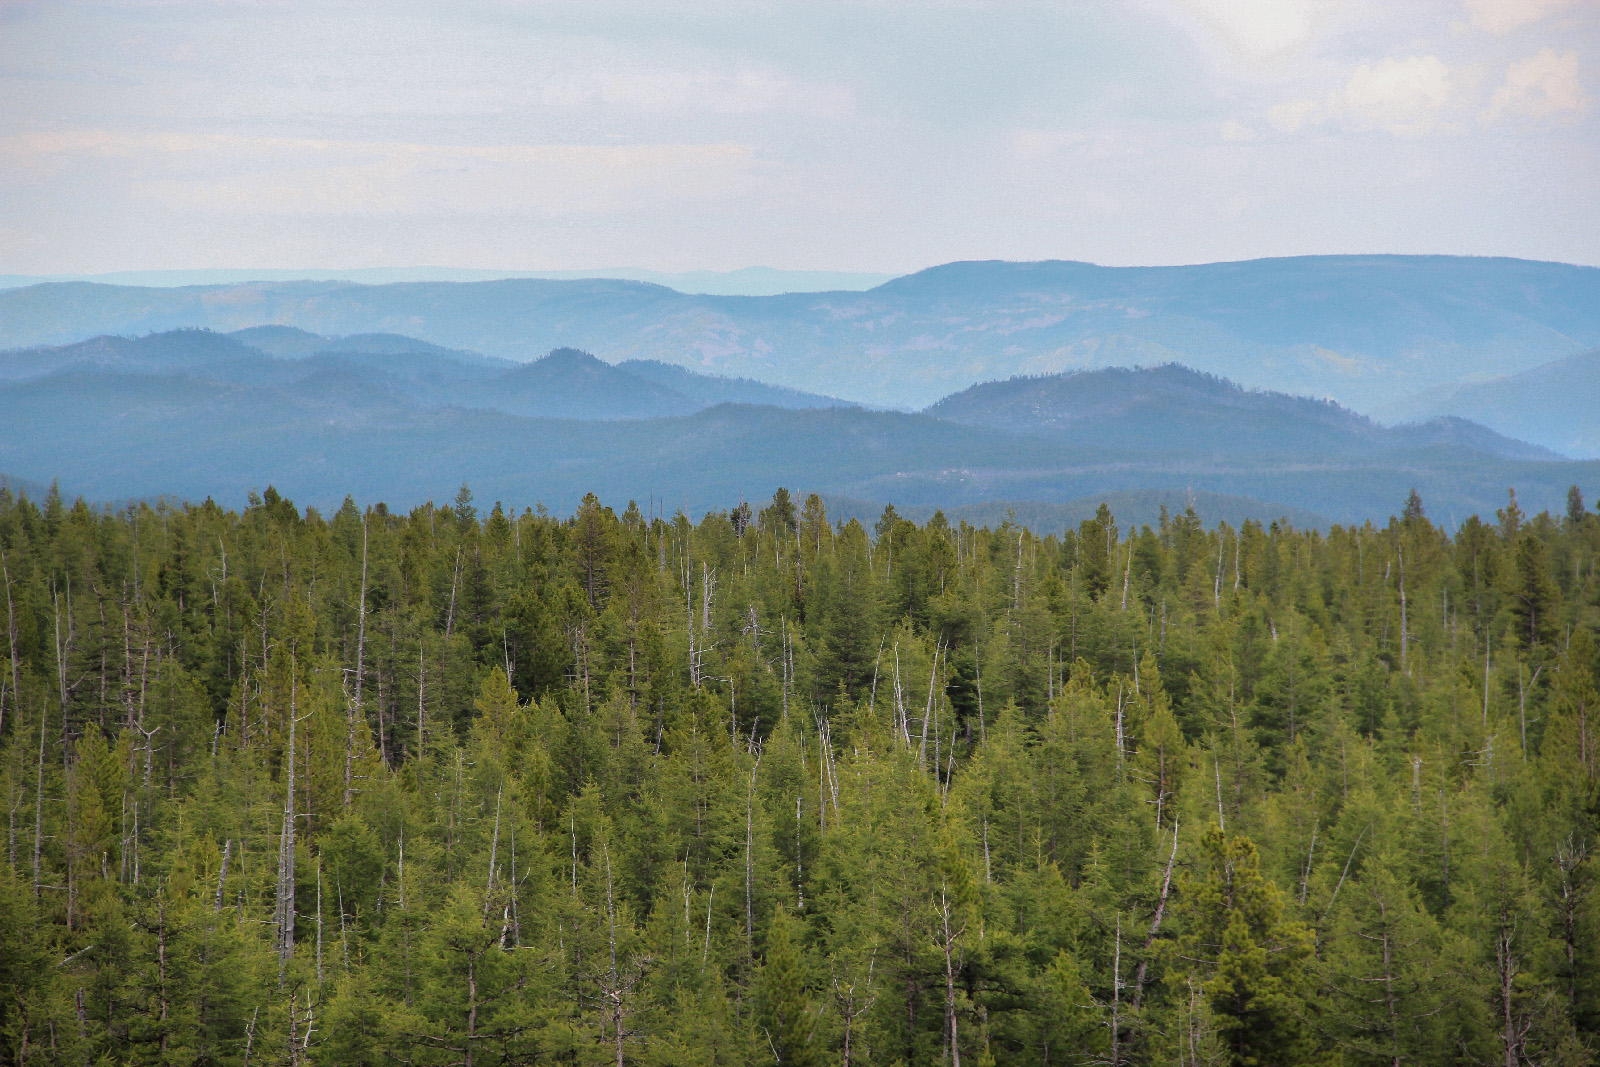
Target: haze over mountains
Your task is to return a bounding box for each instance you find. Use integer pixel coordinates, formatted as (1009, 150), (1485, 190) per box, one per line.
(926, 364), (1561, 462)
(1377, 348), (1600, 460)
(0, 266), (897, 297)
(1, 324), (1593, 530)
(0, 328), (848, 420)
(2, 256), (1596, 452)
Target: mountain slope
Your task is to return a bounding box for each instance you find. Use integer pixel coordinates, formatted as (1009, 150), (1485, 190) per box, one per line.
(0, 330), (842, 420)
(923, 364), (1557, 461)
(0, 329), (265, 381)
(471, 348), (700, 419)
(0, 362), (1593, 527)
(3, 255), (1596, 410)
(318, 332), (512, 368)
(1382, 349), (1600, 459)
(229, 325), (328, 358)
(617, 359), (851, 409)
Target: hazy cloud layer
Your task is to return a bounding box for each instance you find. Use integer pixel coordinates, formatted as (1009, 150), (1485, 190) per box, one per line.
(0, 0), (1594, 274)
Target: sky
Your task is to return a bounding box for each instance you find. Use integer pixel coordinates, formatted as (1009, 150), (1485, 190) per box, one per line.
(0, 0), (1595, 275)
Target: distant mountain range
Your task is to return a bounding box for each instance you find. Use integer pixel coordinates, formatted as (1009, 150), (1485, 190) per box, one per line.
(0, 266), (898, 297)
(0, 328), (850, 420)
(1, 256), (1595, 427)
(1, 327), (1594, 529)
(1377, 349), (1600, 459)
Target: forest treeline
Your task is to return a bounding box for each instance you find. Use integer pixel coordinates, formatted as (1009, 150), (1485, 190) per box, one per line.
(0, 480), (1597, 1066)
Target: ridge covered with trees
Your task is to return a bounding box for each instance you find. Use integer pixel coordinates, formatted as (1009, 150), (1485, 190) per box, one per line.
(0, 481), (1597, 1065)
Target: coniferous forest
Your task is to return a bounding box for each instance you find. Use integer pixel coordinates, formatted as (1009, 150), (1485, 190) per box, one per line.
(2, 481), (1599, 1067)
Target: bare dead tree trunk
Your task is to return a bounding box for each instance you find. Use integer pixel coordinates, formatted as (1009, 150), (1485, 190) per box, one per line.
(215, 839), (231, 912)
(442, 545), (461, 724)
(243, 1006), (258, 1067)
(1111, 915), (1122, 1067)
(417, 646), (426, 758)
(1378, 902), (1401, 1067)
(485, 788), (502, 921)
(33, 703), (46, 897)
(745, 765), (756, 969)
(276, 658), (300, 981)
(1132, 817), (1178, 1009)
(355, 518), (368, 707)
(54, 586), (71, 768)
(157, 898), (170, 1056)
(939, 889), (964, 1067)
(832, 951), (876, 1067)
(343, 685), (357, 812)
(1, 548), (18, 739)
(1398, 546), (1408, 675)
(606, 846), (625, 1067)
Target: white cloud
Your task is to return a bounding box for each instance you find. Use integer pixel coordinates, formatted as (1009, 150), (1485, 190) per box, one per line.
(1220, 119), (1258, 140)
(1481, 47), (1588, 121)
(1463, 0), (1582, 36)
(0, 132), (761, 216)
(1343, 55), (1454, 133)
(539, 64), (854, 119)
(1269, 98), (1321, 131)
(3, 0), (1599, 273)
(1175, 0), (1324, 58)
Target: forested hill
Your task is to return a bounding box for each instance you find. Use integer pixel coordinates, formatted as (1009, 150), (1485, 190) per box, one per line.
(924, 364), (1561, 460)
(1, 482), (1598, 1066)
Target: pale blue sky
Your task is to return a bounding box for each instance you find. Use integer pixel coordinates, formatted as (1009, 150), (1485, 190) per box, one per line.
(1, 0), (1595, 274)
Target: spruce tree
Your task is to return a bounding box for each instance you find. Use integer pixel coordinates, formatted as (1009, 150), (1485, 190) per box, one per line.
(758, 907), (819, 1067)
(1174, 828), (1321, 1066)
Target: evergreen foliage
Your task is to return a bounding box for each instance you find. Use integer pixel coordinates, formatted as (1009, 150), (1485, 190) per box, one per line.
(0, 480), (1597, 1065)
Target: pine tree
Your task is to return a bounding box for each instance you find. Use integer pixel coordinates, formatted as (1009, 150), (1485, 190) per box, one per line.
(758, 907), (819, 1067)
(1320, 846), (1452, 1067)
(1174, 828), (1321, 1066)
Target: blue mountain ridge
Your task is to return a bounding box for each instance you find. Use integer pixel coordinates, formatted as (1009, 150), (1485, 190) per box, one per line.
(0, 326), (1592, 529)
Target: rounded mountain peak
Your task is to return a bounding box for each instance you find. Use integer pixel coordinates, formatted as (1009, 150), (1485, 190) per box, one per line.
(539, 346), (605, 367)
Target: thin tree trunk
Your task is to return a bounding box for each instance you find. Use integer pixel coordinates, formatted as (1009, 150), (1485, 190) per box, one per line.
(355, 518), (368, 706)
(157, 899), (170, 1055)
(485, 788), (502, 919)
(1499, 913), (1518, 1067)
(745, 765), (756, 967)
(215, 839), (231, 912)
(1111, 915), (1121, 1067)
(33, 704), (46, 896)
(442, 545), (461, 724)
(606, 847), (625, 1067)
(1398, 547), (1408, 674)
(54, 587), (71, 768)
(1132, 818), (1178, 1008)
(1, 549), (18, 739)
(940, 890), (963, 1067)
(276, 659), (299, 980)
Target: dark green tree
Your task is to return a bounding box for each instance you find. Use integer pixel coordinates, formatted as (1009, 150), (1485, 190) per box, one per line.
(758, 908), (819, 1067)
(1508, 534), (1561, 649)
(1174, 828), (1321, 1066)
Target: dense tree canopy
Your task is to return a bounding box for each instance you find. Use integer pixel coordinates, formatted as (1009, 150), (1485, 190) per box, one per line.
(1, 480), (1597, 1066)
